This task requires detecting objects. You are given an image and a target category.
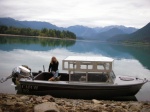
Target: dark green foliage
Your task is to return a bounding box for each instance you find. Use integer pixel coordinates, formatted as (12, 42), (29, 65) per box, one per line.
(0, 25), (76, 39)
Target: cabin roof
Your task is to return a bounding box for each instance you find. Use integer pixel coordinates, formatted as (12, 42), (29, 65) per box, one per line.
(64, 56), (114, 62)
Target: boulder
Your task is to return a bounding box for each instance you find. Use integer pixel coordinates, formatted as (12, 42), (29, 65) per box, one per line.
(15, 102), (25, 106)
(58, 106), (68, 112)
(129, 102), (142, 111)
(141, 108), (150, 112)
(20, 96), (29, 101)
(43, 95), (55, 102)
(0, 108), (2, 112)
(92, 99), (103, 104)
(34, 102), (60, 112)
(5, 100), (16, 106)
(36, 96), (42, 103)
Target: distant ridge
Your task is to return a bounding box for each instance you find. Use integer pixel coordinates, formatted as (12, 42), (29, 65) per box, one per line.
(0, 17), (139, 40)
(108, 22), (150, 42)
(93, 28), (126, 41)
(0, 17), (60, 30)
(0, 17), (27, 28)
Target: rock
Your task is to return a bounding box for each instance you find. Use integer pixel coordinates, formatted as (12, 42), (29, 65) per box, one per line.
(121, 103), (127, 108)
(36, 96), (42, 103)
(5, 100), (16, 106)
(141, 107), (150, 112)
(65, 102), (73, 107)
(58, 106), (68, 112)
(34, 102), (60, 112)
(143, 102), (150, 105)
(92, 99), (103, 104)
(0, 108), (2, 112)
(129, 102), (142, 111)
(20, 96), (29, 101)
(44, 95), (55, 102)
(16, 97), (22, 102)
(56, 99), (66, 106)
(15, 102), (24, 106)
(42, 99), (48, 103)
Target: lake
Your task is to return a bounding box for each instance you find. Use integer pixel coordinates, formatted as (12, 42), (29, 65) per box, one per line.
(0, 36), (150, 101)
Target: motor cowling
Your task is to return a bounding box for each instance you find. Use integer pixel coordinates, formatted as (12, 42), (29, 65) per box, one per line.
(12, 65), (31, 85)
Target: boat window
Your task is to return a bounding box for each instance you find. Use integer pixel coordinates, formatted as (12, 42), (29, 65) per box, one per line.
(63, 61), (77, 70)
(70, 73), (86, 82)
(88, 65), (93, 69)
(97, 64), (105, 70)
(88, 73), (108, 82)
(80, 65), (87, 69)
(69, 72), (108, 82)
(69, 63), (76, 69)
(97, 62), (111, 71)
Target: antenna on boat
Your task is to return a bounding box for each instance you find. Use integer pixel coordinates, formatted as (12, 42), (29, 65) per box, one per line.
(43, 65), (45, 72)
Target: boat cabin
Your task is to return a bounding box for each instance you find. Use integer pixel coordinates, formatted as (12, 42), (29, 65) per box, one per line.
(62, 56), (116, 83)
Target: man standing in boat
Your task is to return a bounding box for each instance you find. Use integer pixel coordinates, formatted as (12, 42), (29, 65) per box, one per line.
(48, 56), (59, 81)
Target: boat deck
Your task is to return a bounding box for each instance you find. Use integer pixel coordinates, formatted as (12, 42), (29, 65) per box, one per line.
(114, 76), (145, 85)
(20, 72), (145, 86)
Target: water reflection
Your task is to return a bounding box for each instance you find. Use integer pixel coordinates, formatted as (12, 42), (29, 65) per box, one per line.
(109, 44), (150, 70)
(0, 36), (76, 51)
(0, 36), (150, 101)
(0, 37), (150, 69)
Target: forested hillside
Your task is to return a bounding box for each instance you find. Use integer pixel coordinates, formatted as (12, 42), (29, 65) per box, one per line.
(108, 22), (150, 43)
(0, 25), (76, 39)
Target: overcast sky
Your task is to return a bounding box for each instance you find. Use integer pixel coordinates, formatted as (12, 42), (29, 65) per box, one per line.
(0, 0), (150, 28)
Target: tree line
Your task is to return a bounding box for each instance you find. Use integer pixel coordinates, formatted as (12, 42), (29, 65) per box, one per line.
(0, 25), (76, 39)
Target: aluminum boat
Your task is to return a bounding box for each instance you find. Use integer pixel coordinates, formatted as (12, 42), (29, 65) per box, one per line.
(16, 56), (147, 98)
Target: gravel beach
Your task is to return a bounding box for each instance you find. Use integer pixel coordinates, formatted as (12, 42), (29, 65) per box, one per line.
(0, 93), (150, 112)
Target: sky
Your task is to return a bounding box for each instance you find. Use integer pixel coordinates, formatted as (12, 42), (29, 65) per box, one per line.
(0, 0), (150, 28)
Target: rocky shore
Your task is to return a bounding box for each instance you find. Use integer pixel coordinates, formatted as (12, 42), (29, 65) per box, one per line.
(0, 93), (150, 112)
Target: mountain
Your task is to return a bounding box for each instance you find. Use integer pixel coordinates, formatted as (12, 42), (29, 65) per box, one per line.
(20, 21), (59, 30)
(0, 17), (138, 40)
(67, 25), (137, 40)
(0, 17), (60, 30)
(0, 17), (26, 28)
(93, 25), (137, 34)
(67, 25), (96, 38)
(108, 22), (150, 42)
(94, 28), (126, 41)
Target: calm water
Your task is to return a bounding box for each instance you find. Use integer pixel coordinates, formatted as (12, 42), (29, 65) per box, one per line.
(0, 36), (150, 101)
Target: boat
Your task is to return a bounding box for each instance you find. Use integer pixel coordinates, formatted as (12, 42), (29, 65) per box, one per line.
(17, 56), (147, 98)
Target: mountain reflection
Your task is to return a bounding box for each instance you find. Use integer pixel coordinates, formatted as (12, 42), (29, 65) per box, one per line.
(0, 36), (150, 70)
(109, 44), (150, 70)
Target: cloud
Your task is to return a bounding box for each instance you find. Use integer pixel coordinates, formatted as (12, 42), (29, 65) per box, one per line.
(0, 0), (150, 28)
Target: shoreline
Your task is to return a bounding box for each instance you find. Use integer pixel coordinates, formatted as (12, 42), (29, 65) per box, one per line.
(0, 33), (150, 47)
(0, 93), (150, 112)
(0, 33), (76, 41)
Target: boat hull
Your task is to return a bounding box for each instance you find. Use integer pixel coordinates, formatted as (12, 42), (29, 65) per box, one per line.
(18, 80), (145, 98)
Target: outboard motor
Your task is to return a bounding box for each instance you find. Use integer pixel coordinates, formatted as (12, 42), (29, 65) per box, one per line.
(0, 65), (32, 85)
(11, 65), (31, 85)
